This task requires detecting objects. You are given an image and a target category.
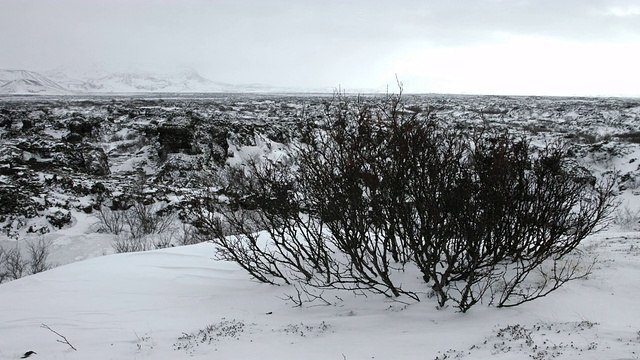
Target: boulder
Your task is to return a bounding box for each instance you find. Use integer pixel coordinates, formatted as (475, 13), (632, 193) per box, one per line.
(157, 119), (199, 157)
(67, 117), (98, 137)
(46, 209), (72, 229)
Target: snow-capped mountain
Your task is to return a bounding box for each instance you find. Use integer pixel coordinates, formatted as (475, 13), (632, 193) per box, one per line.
(0, 69), (74, 95)
(0, 68), (294, 95)
(0, 67), (378, 95)
(45, 68), (233, 93)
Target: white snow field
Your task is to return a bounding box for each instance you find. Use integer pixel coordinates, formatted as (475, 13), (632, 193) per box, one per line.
(1, 226), (640, 359)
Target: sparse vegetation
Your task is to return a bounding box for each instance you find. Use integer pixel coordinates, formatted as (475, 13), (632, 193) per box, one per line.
(26, 237), (53, 274)
(41, 323), (77, 351)
(94, 198), (178, 253)
(613, 205), (640, 231)
(175, 223), (202, 246)
(0, 245), (27, 281)
(434, 320), (600, 359)
(174, 318), (247, 355)
(0, 237), (53, 283)
(94, 205), (127, 235)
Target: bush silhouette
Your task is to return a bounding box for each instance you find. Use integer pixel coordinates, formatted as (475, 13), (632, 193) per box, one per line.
(188, 92), (617, 311)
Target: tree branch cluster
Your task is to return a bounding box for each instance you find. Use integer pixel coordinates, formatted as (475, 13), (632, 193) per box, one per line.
(187, 93), (616, 312)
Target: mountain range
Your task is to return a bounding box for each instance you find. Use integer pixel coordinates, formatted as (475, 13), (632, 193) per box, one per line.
(0, 69), (75, 95)
(0, 68), (327, 95)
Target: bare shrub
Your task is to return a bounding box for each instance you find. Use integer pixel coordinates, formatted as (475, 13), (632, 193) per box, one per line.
(3, 246), (27, 280)
(94, 205), (126, 235)
(26, 237), (52, 274)
(112, 234), (153, 253)
(186, 189), (292, 285)
(187, 93), (419, 298)
(125, 202), (177, 240)
(176, 223), (201, 246)
(0, 238), (54, 283)
(188, 92), (616, 311)
(0, 247), (7, 283)
(465, 135), (615, 309)
(613, 205), (640, 231)
(293, 94), (418, 298)
(111, 222), (176, 253)
(393, 127), (616, 311)
(153, 232), (174, 249)
(95, 198), (178, 253)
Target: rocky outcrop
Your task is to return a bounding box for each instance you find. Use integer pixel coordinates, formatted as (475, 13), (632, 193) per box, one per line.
(157, 118), (199, 158)
(66, 146), (110, 176)
(1, 94), (639, 236)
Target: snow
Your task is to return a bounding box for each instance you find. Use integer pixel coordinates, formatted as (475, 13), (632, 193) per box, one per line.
(0, 70), (74, 95)
(1, 68), (300, 95)
(3, 94), (640, 359)
(227, 136), (290, 167)
(1, 222), (640, 360)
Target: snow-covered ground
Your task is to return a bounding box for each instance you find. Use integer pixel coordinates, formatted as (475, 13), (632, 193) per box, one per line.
(0, 215), (640, 359)
(2, 94), (640, 359)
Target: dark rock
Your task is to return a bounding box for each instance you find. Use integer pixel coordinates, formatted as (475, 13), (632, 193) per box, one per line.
(482, 107), (508, 115)
(68, 117), (97, 137)
(27, 224), (49, 234)
(85, 148), (110, 176)
(58, 145), (110, 176)
(46, 209), (72, 229)
(157, 120), (198, 155)
(0, 115), (10, 128)
(21, 119), (33, 131)
(0, 186), (21, 216)
(207, 127), (229, 164)
(63, 132), (84, 143)
(91, 182), (107, 194)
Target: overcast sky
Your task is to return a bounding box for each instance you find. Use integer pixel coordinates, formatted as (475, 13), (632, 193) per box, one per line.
(1, 0), (639, 96)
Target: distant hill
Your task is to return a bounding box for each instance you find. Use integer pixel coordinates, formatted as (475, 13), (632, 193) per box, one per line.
(0, 69), (74, 95)
(44, 68), (235, 93)
(0, 68), (298, 95)
(0, 68), (378, 95)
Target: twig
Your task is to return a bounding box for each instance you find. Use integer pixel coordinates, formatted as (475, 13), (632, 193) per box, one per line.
(41, 323), (77, 351)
